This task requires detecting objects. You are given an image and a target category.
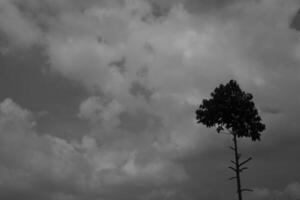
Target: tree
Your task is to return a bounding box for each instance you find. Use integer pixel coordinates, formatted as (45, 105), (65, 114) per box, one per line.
(195, 80), (265, 200)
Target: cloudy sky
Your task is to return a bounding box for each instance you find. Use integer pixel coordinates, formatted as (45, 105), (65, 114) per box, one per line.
(0, 0), (300, 199)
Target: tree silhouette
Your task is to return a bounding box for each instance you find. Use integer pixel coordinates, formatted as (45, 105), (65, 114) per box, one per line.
(195, 80), (265, 200)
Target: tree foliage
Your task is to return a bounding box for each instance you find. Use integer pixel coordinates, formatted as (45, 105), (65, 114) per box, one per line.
(196, 80), (265, 141)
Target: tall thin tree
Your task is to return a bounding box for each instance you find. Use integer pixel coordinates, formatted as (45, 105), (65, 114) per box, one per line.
(195, 80), (265, 200)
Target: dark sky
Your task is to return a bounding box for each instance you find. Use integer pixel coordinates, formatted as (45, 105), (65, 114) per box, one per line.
(0, 0), (300, 200)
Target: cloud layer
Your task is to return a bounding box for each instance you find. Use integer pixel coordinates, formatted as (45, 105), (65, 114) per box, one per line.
(1, 0), (300, 199)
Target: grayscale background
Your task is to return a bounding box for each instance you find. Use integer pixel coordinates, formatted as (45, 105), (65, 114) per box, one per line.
(0, 0), (299, 199)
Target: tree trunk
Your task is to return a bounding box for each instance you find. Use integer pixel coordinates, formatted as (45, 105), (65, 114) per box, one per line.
(233, 133), (243, 200)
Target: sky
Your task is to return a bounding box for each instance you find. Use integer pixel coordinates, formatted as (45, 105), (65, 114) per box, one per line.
(0, 0), (300, 200)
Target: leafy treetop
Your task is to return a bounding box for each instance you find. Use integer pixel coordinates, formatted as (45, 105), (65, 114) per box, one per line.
(196, 80), (265, 141)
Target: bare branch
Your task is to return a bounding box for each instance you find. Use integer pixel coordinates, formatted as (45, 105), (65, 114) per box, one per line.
(241, 189), (253, 192)
(228, 166), (237, 172)
(239, 167), (248, 172)
(229, 146), (235, 151)
(239, 157), (252, 167)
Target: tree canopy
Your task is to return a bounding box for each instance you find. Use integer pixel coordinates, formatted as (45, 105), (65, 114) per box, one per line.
(195, 80), (265, 141)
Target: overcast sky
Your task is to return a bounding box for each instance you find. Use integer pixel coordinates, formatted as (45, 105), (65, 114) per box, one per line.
(0, 0), (300, 200)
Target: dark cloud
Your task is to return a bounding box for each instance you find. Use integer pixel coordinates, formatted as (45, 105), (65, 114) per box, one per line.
(183, 0), (251, 13)
(129, 81), (153, 100)
(290, 8), (300, 31)
(142, 0), (177, 21)
(0, 43), (89, 139)
(119, 110), (162, 133)
(109, 57), (126, 73)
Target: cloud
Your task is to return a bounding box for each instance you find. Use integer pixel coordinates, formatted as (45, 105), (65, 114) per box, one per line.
(0, 0), (42, 47)
(248, 182), (300, 200)
(1, 0), (300, 199)
(4, 0), (299, 114)
(291, 8), (300, 30)
(0, 98), (90, 198)
(0, 98), (187, 199)
(78, 96), (123, 127)
(77, 95), (189, 185)
(141, 188), (191, 200)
